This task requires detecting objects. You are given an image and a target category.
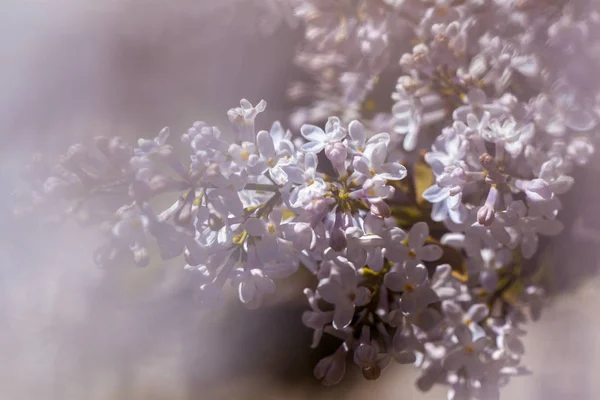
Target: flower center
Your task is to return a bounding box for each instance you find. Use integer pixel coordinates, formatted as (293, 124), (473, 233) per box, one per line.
(404, 284), (414, 293)
(268, 224), (276, 234)
(240, 150), (250, 161)
(465, 346), (474, 354)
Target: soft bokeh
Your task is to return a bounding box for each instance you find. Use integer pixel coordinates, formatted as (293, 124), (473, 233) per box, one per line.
(2, 1), (600, 399)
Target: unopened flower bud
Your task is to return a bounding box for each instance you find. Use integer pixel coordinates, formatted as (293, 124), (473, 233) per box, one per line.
(330, 226), (347, 252)
(325, 142), (348, 176)
(477, 206), (495, 226)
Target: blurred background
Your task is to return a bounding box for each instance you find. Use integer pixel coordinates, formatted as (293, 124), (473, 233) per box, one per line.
(2, 1), (600, 399)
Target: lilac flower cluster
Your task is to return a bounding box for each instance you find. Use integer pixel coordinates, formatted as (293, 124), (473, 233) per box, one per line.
(16, 0), (600, 399)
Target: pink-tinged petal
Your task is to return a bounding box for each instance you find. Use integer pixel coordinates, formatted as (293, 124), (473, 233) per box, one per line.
(417, 244), (443, 261)
(301, 124), (326, 141)
(332, 299), (355, 330)
(301, 141), (326, 153)
(244, 218), (266, 236)
(379, 163), (408, 180)
(409, 222), (429, 251)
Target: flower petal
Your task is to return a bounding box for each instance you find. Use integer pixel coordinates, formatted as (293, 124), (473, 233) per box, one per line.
(301, 141), (326, 153)
(301, 124), (326, 141)
(332, 299), (355, 330)
(417, 244), (443, 261)
(256, 130), (276, 158)
(379, 163), (408, 180)
(409, 222), (429, 251)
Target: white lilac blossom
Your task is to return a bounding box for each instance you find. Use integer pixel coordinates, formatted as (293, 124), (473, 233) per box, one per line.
(14, 1), (600, 399)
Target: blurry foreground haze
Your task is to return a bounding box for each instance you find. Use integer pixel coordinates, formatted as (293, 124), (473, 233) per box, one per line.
(2, 1), (600, 399)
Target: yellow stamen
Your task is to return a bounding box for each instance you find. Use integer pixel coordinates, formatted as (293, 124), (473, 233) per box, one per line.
(364, 99), (376, 111)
